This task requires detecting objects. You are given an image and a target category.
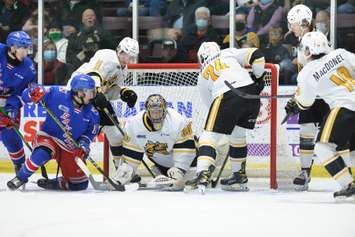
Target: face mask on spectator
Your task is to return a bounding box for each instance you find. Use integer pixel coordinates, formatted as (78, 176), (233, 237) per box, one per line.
(316, 23), (328, 34)
(235, 21), (246, 31)
(260, 0), (272, 5)
(195, 19), (208, 30)
(44, 50), (56, 61)
(48, 31), (63, 42)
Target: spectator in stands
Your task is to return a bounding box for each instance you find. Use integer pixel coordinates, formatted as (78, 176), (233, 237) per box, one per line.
(117, 0), (167, 16)
(62, 19), (78, 38)
(145, 38), (186, 63)
(43, 40), (70, 85)
(47, 21), (68, 63)
(315, 10), (330, 39)
(236, 0), (258, 15)
(179, 6), (221, 62)
(22, 9), (51, 58)
(165, 0), (206, 34)
(54, 0), (102, 30)
(222, 11), (259, 49)
(247, 0), (283, 46)
(0, 0), (30, 42)
(66, 8), (114, 72)
(338, 0), (355, 14)
(262, 27), (295, 84)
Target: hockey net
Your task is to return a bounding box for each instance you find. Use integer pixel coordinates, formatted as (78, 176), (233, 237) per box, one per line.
(103, 63), (298, 189)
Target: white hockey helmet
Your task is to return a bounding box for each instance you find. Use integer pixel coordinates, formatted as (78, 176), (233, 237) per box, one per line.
(287, 4), (312, 26)
(197, 42), (220, 64)
(300, 32), (330, 55)
(298, 32), (330, 65)
(117, 37), (139, 59)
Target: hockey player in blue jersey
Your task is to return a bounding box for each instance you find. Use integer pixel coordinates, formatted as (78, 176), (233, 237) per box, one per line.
(7, 74), (100, 191)
(0, 31), (36, 173)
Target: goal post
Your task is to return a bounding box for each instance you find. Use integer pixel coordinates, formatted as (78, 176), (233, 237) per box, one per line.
(103, 63), (297, 189)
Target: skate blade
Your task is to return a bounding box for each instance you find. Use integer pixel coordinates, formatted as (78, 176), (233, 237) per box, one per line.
(334, 195), (355, 203)
(184, 185), (198, 193)
(294, 184), (309, 192)
(221, 184), (249, 192)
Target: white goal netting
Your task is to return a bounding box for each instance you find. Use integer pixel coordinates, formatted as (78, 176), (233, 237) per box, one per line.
(104, 63), (298, 189)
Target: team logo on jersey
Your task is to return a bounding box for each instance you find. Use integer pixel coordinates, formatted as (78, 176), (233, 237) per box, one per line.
(181, 122), (192, 137)
(145, 141), (169, 156)
(59, 105), (69, 113)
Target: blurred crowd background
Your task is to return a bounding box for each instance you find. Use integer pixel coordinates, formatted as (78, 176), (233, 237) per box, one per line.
(1, 0), (354, 86)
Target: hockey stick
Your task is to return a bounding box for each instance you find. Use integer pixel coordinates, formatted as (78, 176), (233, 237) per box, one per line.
(0, 107), (48, 179)
(211, 152), (229, 188)
(40, 101), (125, 191)
(224, 81), (294, 99)
(102, 107), (155, 178)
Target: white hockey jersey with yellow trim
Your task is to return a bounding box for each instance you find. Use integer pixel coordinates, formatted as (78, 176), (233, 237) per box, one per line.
(68, 49), (126, 100)
(295, 49), (355, 111)
(123, 108), (196, 171)
(197, 48), (261, 107)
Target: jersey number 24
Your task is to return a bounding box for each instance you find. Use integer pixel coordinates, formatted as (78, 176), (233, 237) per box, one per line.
(202, 59), (229, 81)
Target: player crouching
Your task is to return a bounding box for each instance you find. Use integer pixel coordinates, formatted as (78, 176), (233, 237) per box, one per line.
(111, 94), (196, 191)
(7, 74), (99, 191)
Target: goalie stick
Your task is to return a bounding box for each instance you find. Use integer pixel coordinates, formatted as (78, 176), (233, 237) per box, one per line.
(40, 101), (125, 191)
(0, 107), (48, 179)
(224, 81), (294, 99)
(102, 107), (156, 178)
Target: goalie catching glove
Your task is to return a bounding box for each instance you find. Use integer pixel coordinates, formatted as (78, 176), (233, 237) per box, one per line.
(120, 88), (137, 108)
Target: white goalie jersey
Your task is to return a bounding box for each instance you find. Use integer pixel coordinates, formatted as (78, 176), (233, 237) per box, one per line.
(122, 108), (196, 172)
(69, 49), (126, 101)
(295, 48), (355, 111)
(197, 48), (265, 107)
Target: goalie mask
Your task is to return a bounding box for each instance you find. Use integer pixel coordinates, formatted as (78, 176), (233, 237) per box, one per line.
(145, 94), (167, 130)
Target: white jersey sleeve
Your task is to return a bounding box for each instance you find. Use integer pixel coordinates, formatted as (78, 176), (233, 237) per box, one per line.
(295, 48), (355, 111)
(197, 48), (254, 107)
(67, 49), (126, 101)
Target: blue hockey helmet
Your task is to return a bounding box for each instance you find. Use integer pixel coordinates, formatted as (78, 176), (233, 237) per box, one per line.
(70, 74), (96, 92)
(6, 31), (32, 48)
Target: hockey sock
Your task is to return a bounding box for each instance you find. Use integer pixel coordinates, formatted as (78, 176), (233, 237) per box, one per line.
(18, 147), (51, 181)
(324, 155), (353, 188)
(197, 144), (216, 172)
(111, 145), (123, 168)
(229, 144), (247, 173)
(68, 180), (89, 191)
(299, 136), (314, 169)
(2, 129), (25, 167)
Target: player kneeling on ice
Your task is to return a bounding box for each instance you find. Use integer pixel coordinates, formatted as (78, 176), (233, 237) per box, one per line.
(111, 94), (196, 191)
(7, 74), (99, 191)
(287, 31), (355, 198)
(184, 42), (266, 193)
(68, 37), (139, 168)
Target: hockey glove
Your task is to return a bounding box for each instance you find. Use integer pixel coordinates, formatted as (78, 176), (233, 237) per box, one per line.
(285, 98), (300, 116)
(74, 139), (91, 160)
(93, 92), (111, 111)
(0, 114), (15, 128)
(29, 85), (45, 103)
(120, 88), (137, 108)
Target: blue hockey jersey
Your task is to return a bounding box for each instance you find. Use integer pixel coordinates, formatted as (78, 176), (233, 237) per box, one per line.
(22, 86), (100, 150)
(0, 43), (36, 110)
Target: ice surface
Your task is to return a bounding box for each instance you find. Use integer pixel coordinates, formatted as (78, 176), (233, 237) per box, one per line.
(1, 173), (355, 237)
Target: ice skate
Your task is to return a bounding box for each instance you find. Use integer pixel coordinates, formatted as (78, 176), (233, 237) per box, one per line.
(334, 181), (355, 199)
(293, 168), (311, 191)
(7, 176), (27, 190)
(184, 166), (214, 194)
(221, 162), (249, 191)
